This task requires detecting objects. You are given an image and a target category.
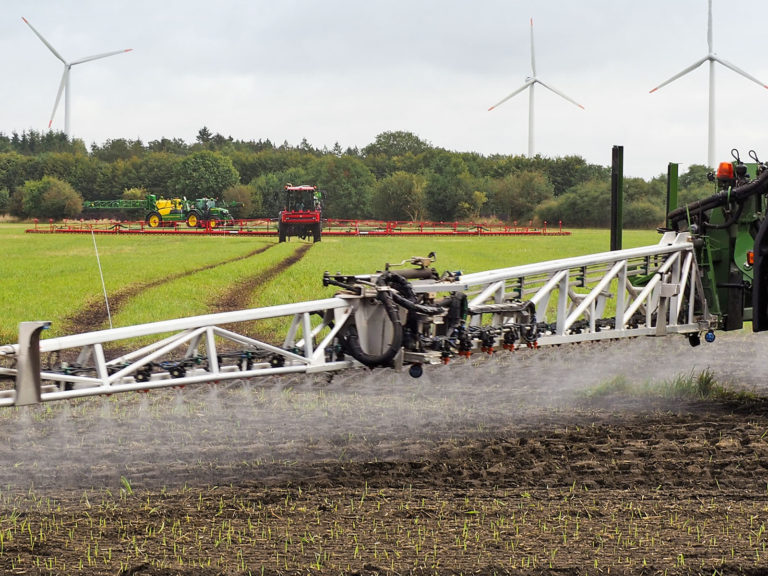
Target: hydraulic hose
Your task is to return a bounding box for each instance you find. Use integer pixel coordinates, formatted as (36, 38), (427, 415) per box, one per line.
(390, 291), (444, 315)
(339, 288), (403, 368)
(377, 271), (444, 315)
(667, 169), (768, 229)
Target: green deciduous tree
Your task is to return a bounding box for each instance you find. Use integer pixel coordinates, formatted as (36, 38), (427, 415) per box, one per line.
(678, 182), (716, 206)
(223, 184), (260, 218)
(545, 155), (608, 197)
(62, 154), (102, 201)
(363, 131), (431, 157)
(457, 190), (488, 221)
(0, 188), (9, 214)
(490, 171), (554, 223)
(679, 164), (712, 190)
(91, 138), (144, 162)
(171, 150), (239, 199)
(424, 152), (473, 222)
(372, 171), (426, 221)
(624, 200), (665, 228)
(536, 178), (611, 227)
(136, 152), (181, 198)
(307, 156), (375, 219)
(624, 176), (665, 204)
(0, 152), (43, 195)
(18, 176), (82, 219)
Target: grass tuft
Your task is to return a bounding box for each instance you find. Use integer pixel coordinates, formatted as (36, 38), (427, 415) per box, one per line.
(582, 369), (756, 403)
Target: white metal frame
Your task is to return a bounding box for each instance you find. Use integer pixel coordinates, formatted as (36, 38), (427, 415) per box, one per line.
(0, 299), (355, 406)
(412, 232), (709, 344)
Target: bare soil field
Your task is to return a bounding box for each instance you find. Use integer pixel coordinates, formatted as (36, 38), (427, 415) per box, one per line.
(1, 333), (768, 575)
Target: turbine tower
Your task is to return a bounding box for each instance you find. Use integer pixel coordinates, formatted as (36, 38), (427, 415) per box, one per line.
(649, 0), (768, 168)
(488, 18), (584, 158)
(22, 17), (132, 138)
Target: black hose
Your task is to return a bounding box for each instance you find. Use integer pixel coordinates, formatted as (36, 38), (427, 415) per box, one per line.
(667, 169), (768, 228)
(337, 270), (453, 367)
(376, 271), (444, 314)
(378, 271), (416, 298)
(339, 289), (403, 368)
(701, 200), (744, 230)
(390, 291), (444, 315)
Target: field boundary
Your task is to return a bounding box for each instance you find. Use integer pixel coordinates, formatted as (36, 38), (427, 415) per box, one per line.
(25, 218), (570, 237)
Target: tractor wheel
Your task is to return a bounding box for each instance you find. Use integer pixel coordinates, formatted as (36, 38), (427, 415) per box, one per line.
(146, 211), (162, 228)
(185, 210), (201, 228)
(209, 219), (218, 229)
(278, 222), (287, 243)
(312, 223), (322, 243)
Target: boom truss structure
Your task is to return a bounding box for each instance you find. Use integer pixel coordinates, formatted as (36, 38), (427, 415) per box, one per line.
(0, 232), (711, 407)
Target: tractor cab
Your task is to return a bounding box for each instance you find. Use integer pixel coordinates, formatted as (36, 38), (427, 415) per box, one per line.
(283, 184), (321, 212)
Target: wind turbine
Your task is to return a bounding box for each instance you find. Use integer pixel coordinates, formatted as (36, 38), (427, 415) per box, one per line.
(649, 0), (768, 168)
(488, 18), (584, 158)
(22, 17), (132, 138)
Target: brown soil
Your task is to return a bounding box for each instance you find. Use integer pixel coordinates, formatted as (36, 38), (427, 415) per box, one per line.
(212, 243), (312, 312)
(2, 360), (768, 575)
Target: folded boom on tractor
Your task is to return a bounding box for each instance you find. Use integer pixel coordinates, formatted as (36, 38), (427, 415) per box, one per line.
(83, 194), (236, 228)
(3, 149), (768, 406)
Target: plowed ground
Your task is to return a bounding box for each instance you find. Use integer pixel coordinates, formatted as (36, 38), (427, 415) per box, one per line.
(2, 336), (768, 575)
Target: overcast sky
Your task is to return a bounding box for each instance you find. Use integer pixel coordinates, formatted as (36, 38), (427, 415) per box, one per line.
(2, 0), (768, 179)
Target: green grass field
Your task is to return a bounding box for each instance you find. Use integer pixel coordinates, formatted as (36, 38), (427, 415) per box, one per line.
(0, 223), (659, 344)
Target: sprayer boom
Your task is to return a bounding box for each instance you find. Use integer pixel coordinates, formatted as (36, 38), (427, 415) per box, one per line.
(0, 232), (713, 406)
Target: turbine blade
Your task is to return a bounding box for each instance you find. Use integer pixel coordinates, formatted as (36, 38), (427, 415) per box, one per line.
(529, 18), (536, 77)
(536, 79), (585, 109)
(707, 0), (713, 54)
(70, 48), (133, 66)
(712, 55), (768, 89)
(49, 68), (68, 128)
(649, 55), (710, 93)
(488, 79), (535, 111)
(21, 17), (67, 64)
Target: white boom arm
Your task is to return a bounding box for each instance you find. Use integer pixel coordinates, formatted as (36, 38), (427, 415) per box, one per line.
(0, 233), (711, 406)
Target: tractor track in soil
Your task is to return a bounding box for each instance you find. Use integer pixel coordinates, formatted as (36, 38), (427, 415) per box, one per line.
(211, 243), (313, 312)
(61, 243), (276, 335)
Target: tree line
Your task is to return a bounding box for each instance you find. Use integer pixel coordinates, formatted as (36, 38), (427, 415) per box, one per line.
(0, 128), (717, 227)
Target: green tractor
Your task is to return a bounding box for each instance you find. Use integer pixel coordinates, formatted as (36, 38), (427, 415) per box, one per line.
(83, 195), (236, 228)
(182, 197), (236, 228)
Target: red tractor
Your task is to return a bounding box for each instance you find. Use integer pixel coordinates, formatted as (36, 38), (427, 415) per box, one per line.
(278, 184), (323, 243)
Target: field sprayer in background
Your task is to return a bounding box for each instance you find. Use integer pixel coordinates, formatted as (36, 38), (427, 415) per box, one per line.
(3, 149), (768, 406)
(83, 194), (237, 228)
(277, 184), (323, 243)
